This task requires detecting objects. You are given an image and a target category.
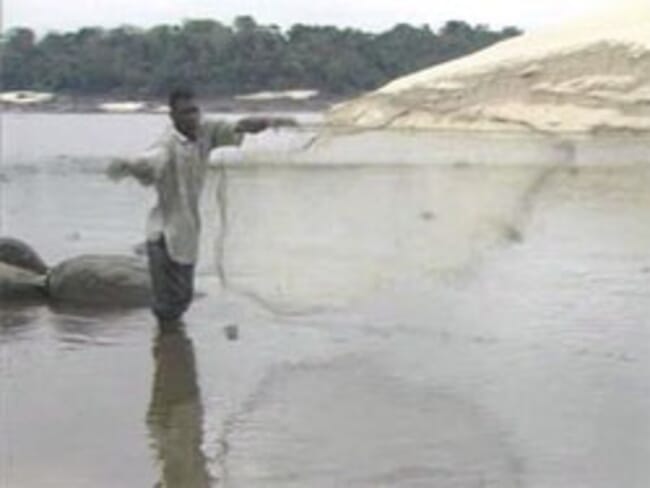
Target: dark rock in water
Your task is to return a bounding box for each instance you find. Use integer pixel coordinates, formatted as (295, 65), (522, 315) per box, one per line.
(0, 262), (47, 301)
(47, 255), (152, 308)
(0, 237), (48, 274)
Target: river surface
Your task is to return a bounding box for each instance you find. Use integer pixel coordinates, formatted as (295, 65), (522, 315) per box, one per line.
(1, 113), (650, 487)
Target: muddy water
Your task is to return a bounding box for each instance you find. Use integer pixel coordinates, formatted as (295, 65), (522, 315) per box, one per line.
(1, 114), (650, 487)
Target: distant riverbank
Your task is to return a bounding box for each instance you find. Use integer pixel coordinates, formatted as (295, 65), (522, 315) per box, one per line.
(0, 91), (346, 114)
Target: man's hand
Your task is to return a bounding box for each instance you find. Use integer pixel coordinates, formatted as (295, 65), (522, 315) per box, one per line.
(106, 158), (129, 182)
(107, 157), (157, 186)
(268, 116), (298, 129)
(234, 116), (298, 134)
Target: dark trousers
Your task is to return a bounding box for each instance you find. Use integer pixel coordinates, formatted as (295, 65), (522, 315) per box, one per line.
(146, 237), (195, 322)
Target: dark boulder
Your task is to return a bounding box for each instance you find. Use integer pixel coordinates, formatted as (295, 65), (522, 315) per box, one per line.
(0, 262), (47, 301)
(0, 237), (48, 274)
(47, 255), (151, 308)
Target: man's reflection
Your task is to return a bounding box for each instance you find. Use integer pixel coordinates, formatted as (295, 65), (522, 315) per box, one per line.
(147, 323), (212, 487)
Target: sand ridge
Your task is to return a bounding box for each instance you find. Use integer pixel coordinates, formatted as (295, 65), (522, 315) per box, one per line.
(327, 0), (650, 133)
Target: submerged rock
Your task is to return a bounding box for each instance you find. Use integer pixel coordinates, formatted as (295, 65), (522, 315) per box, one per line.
(0, 262), (47, 301)
(47, 255), (151, 307)
(0, 237), (49, 274)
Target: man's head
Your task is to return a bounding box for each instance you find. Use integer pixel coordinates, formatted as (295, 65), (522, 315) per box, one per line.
(169, 88), (200, 141)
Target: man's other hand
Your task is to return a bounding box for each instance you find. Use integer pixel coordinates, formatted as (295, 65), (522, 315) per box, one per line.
(234, 116), (298, 134)
(106, 158), (129, 181)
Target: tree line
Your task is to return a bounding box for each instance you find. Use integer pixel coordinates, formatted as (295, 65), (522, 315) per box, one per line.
(1, 16), (522, 98)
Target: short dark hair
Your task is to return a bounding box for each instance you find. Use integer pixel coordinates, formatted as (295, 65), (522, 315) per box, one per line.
(168, 88), (195, 110)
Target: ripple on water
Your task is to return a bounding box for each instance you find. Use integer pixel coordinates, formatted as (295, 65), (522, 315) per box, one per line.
(218, 357), (524, 487)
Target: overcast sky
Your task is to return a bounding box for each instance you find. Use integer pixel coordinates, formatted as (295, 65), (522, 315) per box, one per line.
(5, 0), (616, 35)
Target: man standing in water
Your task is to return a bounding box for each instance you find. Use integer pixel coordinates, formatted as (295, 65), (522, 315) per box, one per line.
(108, 88), (292, 323)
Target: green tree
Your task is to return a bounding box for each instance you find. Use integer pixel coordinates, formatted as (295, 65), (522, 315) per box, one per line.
(1, 27), (38, 89)
(0, 16), (522, 98)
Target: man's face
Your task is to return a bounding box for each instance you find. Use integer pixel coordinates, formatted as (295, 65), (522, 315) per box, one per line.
(170, 97), (201, 140)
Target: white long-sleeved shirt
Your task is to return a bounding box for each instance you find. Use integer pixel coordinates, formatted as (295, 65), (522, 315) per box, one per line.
(125, 120), (240, 264)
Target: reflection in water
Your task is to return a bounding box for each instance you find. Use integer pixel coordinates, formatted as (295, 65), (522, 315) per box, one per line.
(224, 359), (524, 487)
(147, 324), (212, 488)
(0, 305), (41, 341)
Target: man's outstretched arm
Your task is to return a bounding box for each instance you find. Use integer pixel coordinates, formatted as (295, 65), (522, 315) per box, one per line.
(106, 145), (167, 186)
(204, 116), (298, 149)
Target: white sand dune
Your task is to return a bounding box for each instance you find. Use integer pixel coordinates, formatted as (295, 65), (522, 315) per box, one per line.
(327, 0), (650, 134)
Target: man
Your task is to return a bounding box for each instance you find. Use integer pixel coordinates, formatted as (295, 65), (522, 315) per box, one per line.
(107, 88), (293, 323)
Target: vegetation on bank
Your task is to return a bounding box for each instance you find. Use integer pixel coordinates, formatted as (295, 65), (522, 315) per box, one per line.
(1, 16), (522, 98)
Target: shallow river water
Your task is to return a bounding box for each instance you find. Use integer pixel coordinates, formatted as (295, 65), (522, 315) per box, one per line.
(1, 113), (650, 487)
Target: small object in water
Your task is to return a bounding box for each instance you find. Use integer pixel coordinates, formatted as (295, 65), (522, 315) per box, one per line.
(66, 231), (81, 241)
(224, 323), (239, 341)
(503, 225), (523, 243)
(133, 241), (147, 256)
